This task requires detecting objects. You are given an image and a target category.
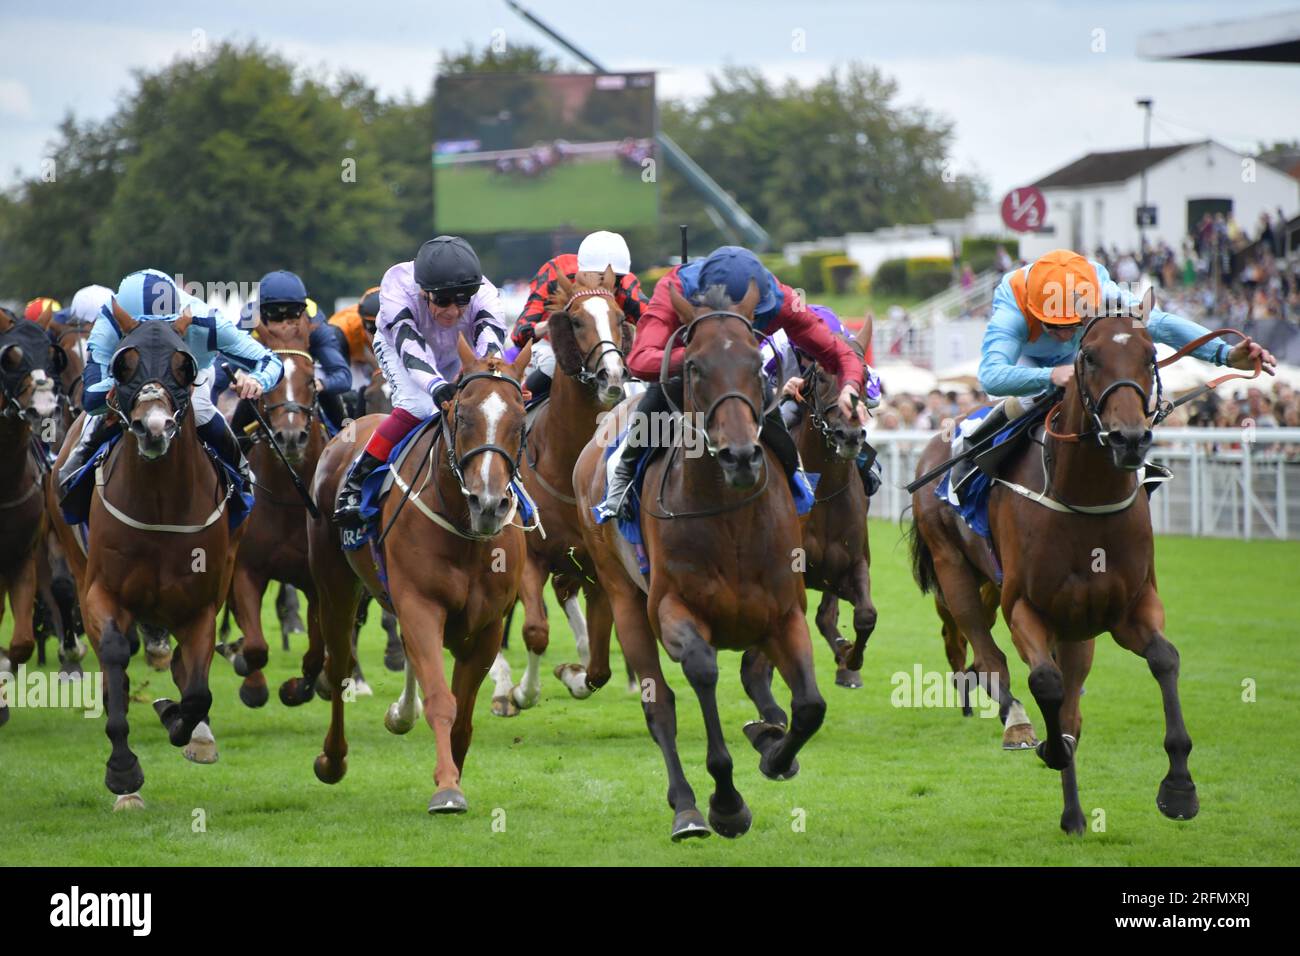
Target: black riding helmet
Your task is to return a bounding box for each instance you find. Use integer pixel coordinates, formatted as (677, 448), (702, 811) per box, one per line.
(414, 236), (482, 305)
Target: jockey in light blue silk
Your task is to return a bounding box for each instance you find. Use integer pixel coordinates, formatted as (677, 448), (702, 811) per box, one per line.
(57, 268), (283, 503)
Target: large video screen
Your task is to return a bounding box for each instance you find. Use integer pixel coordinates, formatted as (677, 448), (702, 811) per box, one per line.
(434, 72), (657, 233)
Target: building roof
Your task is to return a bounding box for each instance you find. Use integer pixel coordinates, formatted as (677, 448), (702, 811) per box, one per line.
(1138, 12), (1300, 64)
(1033, 143), (1199, 189)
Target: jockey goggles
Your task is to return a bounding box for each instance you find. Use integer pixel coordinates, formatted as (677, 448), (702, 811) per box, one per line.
(262, 302), (306, 322)
(424, 283), (480, 308)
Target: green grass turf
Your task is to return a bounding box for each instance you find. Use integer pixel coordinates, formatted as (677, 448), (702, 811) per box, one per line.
(1, 520), (1297, 865)
(435, 157), (656, 233)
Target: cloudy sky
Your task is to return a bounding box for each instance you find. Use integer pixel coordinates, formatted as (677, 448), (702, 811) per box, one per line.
(2, 0), (1298, 198)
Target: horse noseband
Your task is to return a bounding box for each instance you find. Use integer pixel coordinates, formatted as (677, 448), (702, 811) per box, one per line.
(440, 368), (525, 498)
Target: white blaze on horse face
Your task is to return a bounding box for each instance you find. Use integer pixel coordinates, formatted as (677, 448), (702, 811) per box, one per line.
(144, 405), (170, 438)
(281, 356), (300, 427)
(478, 390), (508, 488)
(581, 297), (623, 381)
(1112, 333), (1132, 345)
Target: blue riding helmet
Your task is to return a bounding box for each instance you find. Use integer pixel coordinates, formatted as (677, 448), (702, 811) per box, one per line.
(114, 269), (182, 320)
(258, 270), (309, 306)
(696, 246), (777, 315)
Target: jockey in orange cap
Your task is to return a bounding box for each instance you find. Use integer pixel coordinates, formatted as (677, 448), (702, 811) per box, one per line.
(949, 249), (1275, 488)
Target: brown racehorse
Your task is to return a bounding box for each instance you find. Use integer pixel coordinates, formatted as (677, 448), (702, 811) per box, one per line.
(307, 337), (532, 812)
(910, 291), (1200, 834)
(0, 307), (57, 724)
(494, 266), (631, 715)
(574, 282), (826, 840)
(224, 320), (325, 708)
(47, 306), (243, 808)
(787, 335), (877, 689)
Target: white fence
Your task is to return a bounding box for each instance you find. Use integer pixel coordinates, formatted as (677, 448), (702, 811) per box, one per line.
(868, 427), (1300, 540)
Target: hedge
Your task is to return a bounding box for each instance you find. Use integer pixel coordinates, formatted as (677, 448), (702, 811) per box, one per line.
(799, 250), (842, 295)
(960, 236), (1019, 274)
(873, 258), (909, 296)
(905, 257), (955, 299)
(820, 255), (860, 296)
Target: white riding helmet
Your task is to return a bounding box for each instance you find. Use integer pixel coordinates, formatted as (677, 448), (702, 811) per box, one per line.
(69, 284), (114, 324)
(577, 231), (632, 276)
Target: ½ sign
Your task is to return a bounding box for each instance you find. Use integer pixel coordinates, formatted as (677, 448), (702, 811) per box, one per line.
(1001, 187), (1046, 233)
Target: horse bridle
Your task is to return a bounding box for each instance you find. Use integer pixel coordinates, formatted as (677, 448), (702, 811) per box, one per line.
(659, 309), (778, 457)
(439, 367), (527, 499)
(560, 288), (627, 390)
(256, 347), (319, 433)
(1045, 313), (1161, 445)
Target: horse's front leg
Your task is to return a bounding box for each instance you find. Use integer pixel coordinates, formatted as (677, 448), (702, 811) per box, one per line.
(311, 551), (362, 782)
(399, 599), (464, 811)
(844, 556), (878, 675)
(1112, 584), (1198, 822)
(749, 609), (826, 781)
(85, 585), (142, 808)
(510, 551), (549, 710)
(1055, 640), (1095, 835)
(5, 552), (39, 667)
(1006, 598), (1073, 777)
(154, 608), (218, 764)
(661, 596), (749, 838)
(446, 621), (505, 796)
(229, 564), (270, 708)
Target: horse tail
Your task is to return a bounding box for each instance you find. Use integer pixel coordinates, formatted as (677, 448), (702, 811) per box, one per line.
(908, 518), (937, 595)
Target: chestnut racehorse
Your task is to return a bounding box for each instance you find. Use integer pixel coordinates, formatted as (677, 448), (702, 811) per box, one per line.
(492, 267), (631, 715)
(47, 306), (243, 808)
(224, 319), (326, 708)
(307, 338), (532, 812)
(909, 291), (1200, 834)
(0, 307), (58, 723)
(787, 333), (877, 689)
(574, 282), (826, 840)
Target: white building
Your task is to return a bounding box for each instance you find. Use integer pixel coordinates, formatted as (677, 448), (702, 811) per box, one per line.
(1022, 140), (1299, 260)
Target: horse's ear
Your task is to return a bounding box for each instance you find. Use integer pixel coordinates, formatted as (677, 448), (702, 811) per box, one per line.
(857, 311), (873, 351)
(547, 273), (574, 313)
(172, 305), (193, 337)
(600, 265), (616, 291)
(1137, 286), (1155, 327)
(668, 282), (695, 325)
(112, 297), (138, 334)
(0, 307), (14, 333)
(549, 309), (583, 376)
(737, 278), (760, 318)
(36, 302), (55, 330)
(511, 339), (534, 383)
(457, 332), (479, 373)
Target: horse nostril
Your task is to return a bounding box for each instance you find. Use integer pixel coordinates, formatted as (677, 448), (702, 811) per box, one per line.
(467, 493), (481, 511)
(746, 445), (763, 467)
(496, 496), (511, 515)
(717, 447), (737, 466)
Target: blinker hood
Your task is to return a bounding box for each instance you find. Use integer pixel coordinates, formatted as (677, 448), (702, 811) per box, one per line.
(110, 321), (198, 419)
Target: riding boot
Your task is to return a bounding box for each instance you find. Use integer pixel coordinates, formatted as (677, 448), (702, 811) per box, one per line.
(334, 451), (383, 527)
(57, 413), (120, 505)
(759, 408), (801, 485)
(198, 415), (255, 489)
(949, 400), (1011, 492)
(780, 396), (804, 430)
(524, 369), (552, 404)
(318, 391), (346, 434)
(595, 381), (673, 523)
(857, 447), (882, 497)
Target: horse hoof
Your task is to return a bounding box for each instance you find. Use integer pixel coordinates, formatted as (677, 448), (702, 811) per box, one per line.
(1157, 780), (1200, 821)
(314, 753), (346, 785)
(670, 808), (711, 842)
(707, 796), (752, 838)
(145, 645), (172, 672)
(553, 663), (594, 700)
(239, 678), (269, 709)
(384, 702), (419, 735)
(1034, 734), (1076, 771)
(760, 754), (799, 781)
(113, 792), (145, 812)
(1002, 723), (1038, 750)
(106, 760), (144, 796)
(184, 738), (219, 765)
(428, 789), (468, 814)
(491, 694), (520, 718)
(1061, 808), (1087, 836)
(58, 662), (84, 682)
(352, 677), (373, 698)
(510, 684), (540, 711)
(384, 649), (405, 672)
(834, 668), (863, 689)
(0, 706), (8, 728)
(232, 654), (252, 678)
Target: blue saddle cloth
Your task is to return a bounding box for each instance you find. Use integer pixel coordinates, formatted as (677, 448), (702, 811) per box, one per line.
(934, 405), (1036, 540)
(60, 433), (254, 531)
(592, 427), (818, 574)
(343, 414), (535, 552)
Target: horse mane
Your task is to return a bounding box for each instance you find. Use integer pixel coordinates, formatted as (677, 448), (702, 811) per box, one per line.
(696, 284), (736, 313)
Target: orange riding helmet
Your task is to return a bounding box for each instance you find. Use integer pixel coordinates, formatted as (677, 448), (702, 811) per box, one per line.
(1018, 250), (1101, 325)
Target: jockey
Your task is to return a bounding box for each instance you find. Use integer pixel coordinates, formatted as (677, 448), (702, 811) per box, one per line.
(23, 297), (62, 324)
(332, 236), (509, 526)
(67, 286), (114, 327)
(595, 246), (868, 522)
(251, 271), (350, 432)
(950, 248), (1276, 488)
(328, 285), (381, 419)
(511, 230), (647, 402)
(768, 303), (884, 497)
(56, 268), (283, 504)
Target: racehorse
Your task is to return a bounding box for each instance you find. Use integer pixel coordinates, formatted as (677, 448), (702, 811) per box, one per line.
(909, 291), (1200, 834)
(223, 319), (326, 708)
(47, 305), (243, 808)
(0, 307), (59, 723)
(307, 337), (533, 812)
(787, 328), (877, 688)
(574, 282), (827, 840)
(491, 266), (631, 715)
